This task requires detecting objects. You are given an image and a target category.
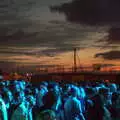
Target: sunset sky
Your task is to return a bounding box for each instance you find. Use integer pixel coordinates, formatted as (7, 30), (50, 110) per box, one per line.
(1, 0), (120, 72)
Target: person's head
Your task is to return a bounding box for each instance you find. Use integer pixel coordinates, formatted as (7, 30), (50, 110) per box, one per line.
(85, 87), (96, 98)
(48, 82), (56, 91)
(53, 85), (60, 93)
(6, 90), (13, 102)
(26, 95), (36, 107)
(109, 83), (117, 93)
(0, 75), (3, 81)
(75, 87), (85, 99)
(19, 91), (25, 100)
(63, 84), (71, 93)
(14, 83), (20, 92)
(6, 81), (10, 86)
(70, 86), (78, 97)
(98, 83), (105, 88)
(24, 88), (32, 96)
(32, 87), (38, 97)
(19, 81), (26, 90)
(0, 82), (5, 87)
(14, 91), (25, 103)
(99, 87), (111, 105)
(2, 89), (9, 102)
(99, 88), (110, 98)
(40, 81), (48, 87)
(39, 85), (48, 95)
(41, 110), (56, 120)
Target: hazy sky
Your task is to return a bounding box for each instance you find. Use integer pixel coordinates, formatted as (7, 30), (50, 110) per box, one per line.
(1, 0), (120, 71)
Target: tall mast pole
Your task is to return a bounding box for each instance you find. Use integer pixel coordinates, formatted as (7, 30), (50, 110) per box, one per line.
(74, 48), (77, 72)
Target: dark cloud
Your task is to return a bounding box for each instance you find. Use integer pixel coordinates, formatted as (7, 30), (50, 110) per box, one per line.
(0, 49), (50, 57)
(0, 29), (39, 45)
(0, 0), (108, 49)
(96, 27), (120, 46)
(0, 45), (85, 58)
(0, 21), (82, 47)
(50, 0), (120, 48)
(40, 47), (84, 57)
(102, 28), (120, 44)
(0, 20), (91, 57)
(1, 0), (117, 70)
(94, 51), (120, 60)
(0, 0), (108, 57)
(0, 58), (52, 67)
(0, 0), (36, 20)
(50, 0), (120, 25)
(91, 45), (120, 49)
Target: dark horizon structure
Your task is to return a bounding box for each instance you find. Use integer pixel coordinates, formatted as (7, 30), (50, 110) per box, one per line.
(31, 70), (120, 85)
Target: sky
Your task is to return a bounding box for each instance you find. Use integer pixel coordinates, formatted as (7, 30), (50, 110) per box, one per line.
(1, 0), (120, 72)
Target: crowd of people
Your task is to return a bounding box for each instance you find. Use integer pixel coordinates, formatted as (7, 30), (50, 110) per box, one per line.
(0, 79), (120, 120)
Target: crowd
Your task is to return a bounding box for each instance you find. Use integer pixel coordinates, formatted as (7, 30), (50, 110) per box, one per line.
(0, 79), (120, 120)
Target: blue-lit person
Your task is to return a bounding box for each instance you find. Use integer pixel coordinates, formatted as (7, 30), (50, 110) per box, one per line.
(2, 89), (13, 110)
(50, 84), (62, 120)
(78, 87), (86, 113)
(64, 86), (85, 120)
(19, 81), (26, 91)
(1, 89), (13, 120)
(11, 92), (28, 120)
(0, 96), (8, 120)
(51, 84), (62, 112)
(36, 84), (48, 108)
(110, 92), (120, 120)
(12, 91), (25, 105)
(87, 88), (112, 120)
(26, 95), (36, 120)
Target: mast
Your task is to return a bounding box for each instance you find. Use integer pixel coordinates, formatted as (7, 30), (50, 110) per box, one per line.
(74, 48), (77, 72)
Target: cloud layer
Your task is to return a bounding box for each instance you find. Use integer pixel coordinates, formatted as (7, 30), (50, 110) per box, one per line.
(50, 0), (120, 25)
(95, 51), (120, 60)
(102, 28), (120, 44)
(1, 0), (120, 70)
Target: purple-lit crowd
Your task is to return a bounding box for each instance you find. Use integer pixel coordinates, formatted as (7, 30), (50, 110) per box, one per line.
(0, 79), (120, 120)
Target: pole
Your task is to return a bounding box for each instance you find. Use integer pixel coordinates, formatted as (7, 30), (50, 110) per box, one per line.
(74, 48), (77, 72)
